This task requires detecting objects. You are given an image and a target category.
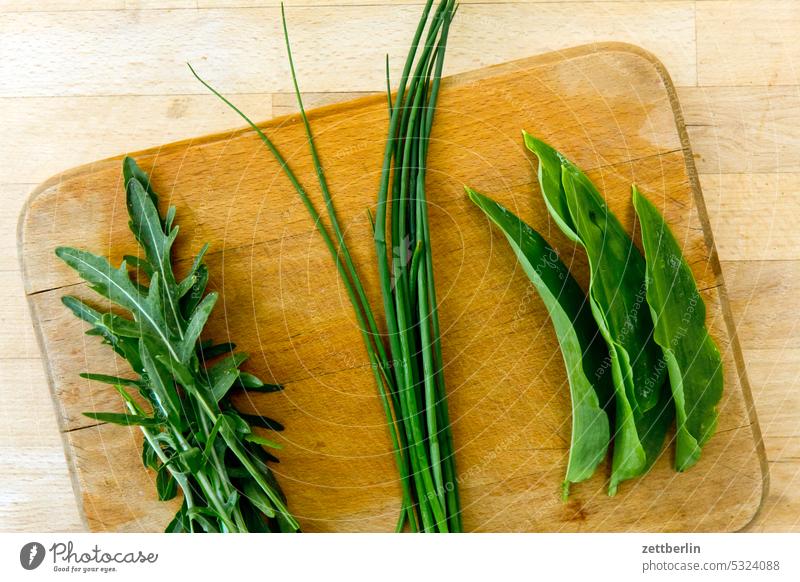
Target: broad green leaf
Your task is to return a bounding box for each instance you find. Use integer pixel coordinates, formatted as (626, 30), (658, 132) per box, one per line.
(524, 134), (670, 494)
(466, 187), (611, 498)
(178, 291), (218, 362)
(522, 132), (580, 243)
(633, 187), (723, 471)
(82, 411), (162, 428)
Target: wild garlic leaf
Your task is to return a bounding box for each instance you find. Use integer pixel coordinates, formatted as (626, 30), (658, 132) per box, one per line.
(633, 187), (723, 471)
(524, 134), (670, 494)
(467, 187), (611, 498)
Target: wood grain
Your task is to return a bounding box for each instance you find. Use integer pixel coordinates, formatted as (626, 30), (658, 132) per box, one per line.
(19, 44), (766, 532)
(679, 87), (800, 175)
(697, 0), (800, 87)
(0, 2), (696, 98)
(0, 95), (273, 185)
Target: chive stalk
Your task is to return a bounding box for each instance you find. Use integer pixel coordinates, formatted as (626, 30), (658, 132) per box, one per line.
(192, 0), (461, 532)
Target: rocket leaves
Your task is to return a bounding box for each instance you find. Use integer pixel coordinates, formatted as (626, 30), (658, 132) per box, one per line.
(57, 157), (298, 533)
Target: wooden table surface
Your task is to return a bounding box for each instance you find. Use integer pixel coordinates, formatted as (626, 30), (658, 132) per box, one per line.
(1, 0), (798, 532)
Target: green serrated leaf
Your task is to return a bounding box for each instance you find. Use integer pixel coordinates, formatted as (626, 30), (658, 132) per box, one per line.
(100, 312), (145, 338)
(140, 339), (184, 429)
(80, 372), (141, 388)
(165, 501), (189, 533)
(176, 447), (204, 474)
(211, 368), (239, 403)
(242, 481), (277, 519)
(123, 156), (158, 205)
(178, 291), (218, 362)
(55, 248), (177, 361)
(142, 439), (160, 471)
(126, 177), (184, 338)
(156, 466), (178, 501)
(207, 353), (249, 385)
(180, 264), (209, 317)
(186, 508), (220, 533)
(165, 205), (177, 232)
(245, 433), (283, 450)
(200, 342), (236, 361)
(239, 413), (284, 432)
(82, 411), (162, 428)
(177, 243), (210, 299)
(123, 254), (154, 279)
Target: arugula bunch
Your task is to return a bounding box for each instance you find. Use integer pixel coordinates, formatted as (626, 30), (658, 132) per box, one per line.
(56, 157), (299, 533)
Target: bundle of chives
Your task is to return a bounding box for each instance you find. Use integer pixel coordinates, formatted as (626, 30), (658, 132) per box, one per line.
(191, 0), (460, 532)
(374, 0), (460, 532)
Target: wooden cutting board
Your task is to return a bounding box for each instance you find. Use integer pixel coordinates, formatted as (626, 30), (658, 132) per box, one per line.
(20, 43), (767, 532)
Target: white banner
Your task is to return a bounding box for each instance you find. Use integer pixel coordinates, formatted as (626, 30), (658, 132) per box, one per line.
(1, 533), (798, 581)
